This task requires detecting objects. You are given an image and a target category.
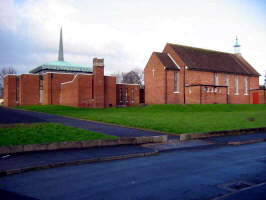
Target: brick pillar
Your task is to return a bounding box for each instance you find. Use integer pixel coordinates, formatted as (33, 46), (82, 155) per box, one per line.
(19, 74), (40, 105)
(42, 73), (52, 105)
(93, 58), (105, 108)
(3, 75), (17, 107)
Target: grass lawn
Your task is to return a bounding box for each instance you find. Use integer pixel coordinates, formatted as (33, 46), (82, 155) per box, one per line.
(16, 104), (266, 134)
(0, 123), (118, 147)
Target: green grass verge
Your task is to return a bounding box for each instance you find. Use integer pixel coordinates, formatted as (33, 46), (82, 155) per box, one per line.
(16, 104), (266, 135)
(0, 123), (118, 147)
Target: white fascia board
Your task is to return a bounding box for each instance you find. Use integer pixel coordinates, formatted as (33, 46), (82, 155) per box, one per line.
(167, 53), (180, 69)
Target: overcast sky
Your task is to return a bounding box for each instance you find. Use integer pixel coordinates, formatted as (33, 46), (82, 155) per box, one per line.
(0, 0), (265, 83)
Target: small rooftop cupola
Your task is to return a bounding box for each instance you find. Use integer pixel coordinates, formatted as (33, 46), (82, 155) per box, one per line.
(233, 36), (241, 55)
(58, 27), (64, 61)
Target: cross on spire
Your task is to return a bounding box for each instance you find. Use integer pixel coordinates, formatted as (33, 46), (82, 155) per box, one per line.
(58, 27), (64, 61)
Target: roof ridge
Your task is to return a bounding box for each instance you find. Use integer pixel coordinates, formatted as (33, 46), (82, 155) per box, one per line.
(154, 52), (167, 55)
(167, 43), (233, 55)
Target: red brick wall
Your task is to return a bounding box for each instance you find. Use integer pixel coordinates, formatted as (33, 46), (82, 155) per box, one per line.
(60, 75), (79, 107)
(185, 86), (200, 104)
(60, 74), (93, 108)
(104, 76), (116, 108)
(43, 73), (74, 105)
(116, 84), (140, 106)
(78, 74), (92, 107)
(19, 74), (40, 105)
(3, 75), (17, 107)
(201, 86), (227, 104)
(249, 76), (259, 90)
(186, 70), (214, 85)
(79, 74), (93, 107)
(144, 53), (166, 104)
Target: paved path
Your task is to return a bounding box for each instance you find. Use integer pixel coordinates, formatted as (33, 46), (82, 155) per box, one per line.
(0, 142), (265, 200)
(0, 107), (45, 124)
(0, 107), (177, 138)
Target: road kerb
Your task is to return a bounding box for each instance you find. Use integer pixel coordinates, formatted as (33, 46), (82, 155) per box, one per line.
(0, 151), (158, 178)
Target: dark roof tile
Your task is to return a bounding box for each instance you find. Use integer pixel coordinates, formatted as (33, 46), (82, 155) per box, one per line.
(155, 52), (178, 70)
(167, 43), (260, 76)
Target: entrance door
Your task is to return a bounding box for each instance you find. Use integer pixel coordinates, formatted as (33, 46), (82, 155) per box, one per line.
(252, 92), (259, 104)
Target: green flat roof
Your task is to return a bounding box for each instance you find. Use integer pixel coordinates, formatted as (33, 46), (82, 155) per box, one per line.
(29, 61), (92, 73)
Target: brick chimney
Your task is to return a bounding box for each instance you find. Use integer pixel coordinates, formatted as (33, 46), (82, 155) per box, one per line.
(93, 58), (105, 108)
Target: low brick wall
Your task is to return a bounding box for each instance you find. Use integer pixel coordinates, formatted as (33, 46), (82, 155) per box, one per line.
(0, 135), (167, 155)
(180, 127), (266, 141)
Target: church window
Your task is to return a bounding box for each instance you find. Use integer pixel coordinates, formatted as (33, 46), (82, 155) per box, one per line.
(131, 88), (134, 103)
(214, 73), (219, 85)
(225, 75), (229, 94)
(244, 77), (248, 95)
(125, 88), (128, 102)
(234, 75), (239, 95)
(174, 71), (179, 92)
(119, 88), (123, 102)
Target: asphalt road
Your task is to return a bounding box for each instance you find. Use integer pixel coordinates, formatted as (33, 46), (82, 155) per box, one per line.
(0, 142), (265, 200)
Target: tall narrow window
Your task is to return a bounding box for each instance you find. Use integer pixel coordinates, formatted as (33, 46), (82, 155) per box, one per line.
(214, 73), (219, 86)
(119, 88), (123, 102)
(225, 75), (229, 94)
(234, 75), (239, 95)
(174, 71), (179, 92)
(244, 77), (248, 95)
(131, 88), (134, 103)
(125, 88), (128, 102)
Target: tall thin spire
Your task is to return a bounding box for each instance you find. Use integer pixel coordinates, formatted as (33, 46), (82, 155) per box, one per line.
(58, 27), (64, 61)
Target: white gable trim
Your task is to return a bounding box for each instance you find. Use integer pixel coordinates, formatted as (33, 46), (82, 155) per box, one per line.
(167, 53), (180, 69)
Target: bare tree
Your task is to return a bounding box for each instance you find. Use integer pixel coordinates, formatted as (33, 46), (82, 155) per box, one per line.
(111, 68), (144, 87)
(111, 72), (124, 83)
(0, 67), (17, 98)
(122, 69), (144, 87)
(264, 70), (266, 86)
(131, 68), (144, 87)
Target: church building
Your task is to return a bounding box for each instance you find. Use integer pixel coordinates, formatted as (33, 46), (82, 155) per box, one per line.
(144, 39), (265, 104)
(3, 29), (140, 108)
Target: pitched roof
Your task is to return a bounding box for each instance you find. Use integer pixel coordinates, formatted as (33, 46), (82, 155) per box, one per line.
(167, 43), (260, 76)
(154, 52), (179, 70)
(29, 61), (92, 73)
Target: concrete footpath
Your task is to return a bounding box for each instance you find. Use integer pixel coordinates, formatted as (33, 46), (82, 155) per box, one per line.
(0, 145), (157, 177)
